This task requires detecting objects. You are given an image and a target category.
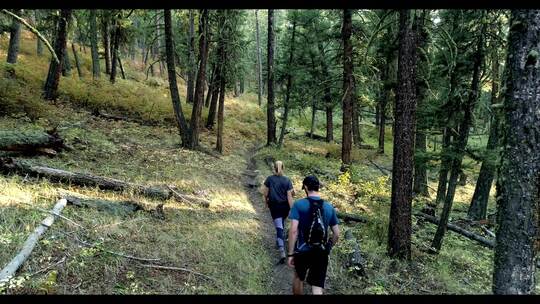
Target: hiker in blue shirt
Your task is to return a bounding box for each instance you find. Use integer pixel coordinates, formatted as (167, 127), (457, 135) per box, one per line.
(262, 160), (294, 262)
(287, 175), (340, 295)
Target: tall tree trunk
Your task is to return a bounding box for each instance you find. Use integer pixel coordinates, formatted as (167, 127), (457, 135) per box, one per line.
(186, 10), (195, 104)
(310, 101), (317, 137)
(431, 21), (486, 252)
(378, 58), (391, 154)
(317, 42), (333, 143)
(205, 63), (217, 108)
(216, 71), (226, 154)
(72, 43), (83, 78)
(89, 10), (100, 79)
(492, 10), (540, 295)
(435, 127), (452, 207)
(387, 9), (418, 260)
(117, 56), (126, 80)
(101, 14), (111, 75)
(188, 9), (209, 149)
(110, 17), (121, 84)
(277, 18), (297, 148)
(352, 77), (362, 146)
(6, 9), (22, 64)
(163, 9), (190, 147)
(155, 12), (164, 77)
(206, 68), (221, 129)
(34, 11), (44, 56)
(255, 10), (263, 107)
(341, 9), (354, 169)
(62, 46), (72, 77)
(412, 12), (429, 197)
(266, 9), (277, 146)
(468, 48), (501, 220)
(43, 9), (71, 101)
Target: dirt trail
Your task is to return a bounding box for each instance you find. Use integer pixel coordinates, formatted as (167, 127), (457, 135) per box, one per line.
(243, 144), (293, 294)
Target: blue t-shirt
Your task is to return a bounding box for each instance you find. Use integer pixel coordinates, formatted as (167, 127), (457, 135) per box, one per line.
(289, 195), (339, 252)
(264, 175), (293, 203)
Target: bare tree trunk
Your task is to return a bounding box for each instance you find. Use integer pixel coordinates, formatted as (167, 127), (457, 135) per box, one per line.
(163, 9), (190, 147)
(110, 17), (121, 84)
(186, 10), (195, 104)
(101, 13), (111, 75)
(255, 10), (262, 107)
(62, 46), (72, 77)
(205, 63), (217, 108)
(117, 56), (126, 80)
(352, 77), (362, 146)
(216, 72), (226, 154)
(72, 43), (83, 78)
(492, 9), (540, 295)
(468, 48), (501, 221)
(188, 9), (209, 149)
(266, 9), (277, 146)
(43, 9), (71, 101)
(310, 101), (317, 137)
(431, 21), (486, 252)
(277, 18), (297, 148)
(341, 9), (354, 169)
(387, 9), (418, 260)
(6, 9), (22, 64)
(89, 10), (100, 79)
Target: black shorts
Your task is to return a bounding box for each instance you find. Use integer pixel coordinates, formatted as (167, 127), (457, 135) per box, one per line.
(268, 202), (290, 220)
(294, 249), (329, 288)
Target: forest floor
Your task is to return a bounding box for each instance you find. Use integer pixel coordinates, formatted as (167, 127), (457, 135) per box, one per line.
(1, 31), (538, 294)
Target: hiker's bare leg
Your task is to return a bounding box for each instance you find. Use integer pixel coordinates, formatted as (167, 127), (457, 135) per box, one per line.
(292, 272), (303, 295)
(312, 286), (323, 295)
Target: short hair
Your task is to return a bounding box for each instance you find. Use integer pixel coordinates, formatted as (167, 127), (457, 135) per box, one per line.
(273, 161), (284, 176)
(302, 175), (320, 192)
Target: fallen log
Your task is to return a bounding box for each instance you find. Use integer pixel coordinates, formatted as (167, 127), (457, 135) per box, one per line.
(305, 132), (326, 141)
(337, 211), (368, 223)
(366, 159), (392, 176)
(64, 195), (148, 217)
(0, 158), (210, 208)
(0, 129), (69, 156)
(344, 229), (367, 277)
(356, 144), (376, 150)
(414, 212), (495, 249)
(0, 198), (67, 282)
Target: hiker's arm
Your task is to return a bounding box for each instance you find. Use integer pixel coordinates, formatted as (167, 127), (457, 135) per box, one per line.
(288, 219), (299, 255)
(287, 190), (294, 208)
(262, 186), (269, 207)
(330, 224), (340, 245)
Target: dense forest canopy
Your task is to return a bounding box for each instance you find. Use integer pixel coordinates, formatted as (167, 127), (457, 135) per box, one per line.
(0, 8), (538, 295)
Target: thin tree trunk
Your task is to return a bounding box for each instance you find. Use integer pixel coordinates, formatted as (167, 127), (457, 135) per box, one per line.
(341, 9), (354, 169)
(277, 18), (297, 148)
(352, 77), (362, 146)
(34, 11), (44, 56)
(62, 46), (71, 77)
(43, 9), (71, 101)
(205, 63), (217, 108)
(117, 56), (125, 80)
(188, 9), (209, 149)
(468, 48), (501, 221)
(89, 10), (100, 79)
(387, 9), (418, 260)
(110, 17), (121, 84)
(431, 21), (485, 252)
(492, 9), (540, 294)
(186, 10), (195, 104)
(435, 127), (452, 208)
(378, 59), (391, 154)
(266, 9), (277, 146)
(163, 9), (190, 147)
(255, 10), (263, 106)
(101, 14), (111, 75)
(72, 43), (83, 78)
(6, 9), (22, 64)
(310, 101), (317, 137)
(412, 12), (429, 196)
(216, 72), (226, 154)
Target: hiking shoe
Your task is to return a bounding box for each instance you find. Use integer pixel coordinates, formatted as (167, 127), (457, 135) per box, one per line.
(278, 248), (286, 264)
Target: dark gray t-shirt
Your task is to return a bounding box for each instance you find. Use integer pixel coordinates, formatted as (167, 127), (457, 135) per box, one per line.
(264, 175), (293, 203)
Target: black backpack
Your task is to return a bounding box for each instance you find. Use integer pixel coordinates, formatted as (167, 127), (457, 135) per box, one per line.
(303, 197), (327, 251)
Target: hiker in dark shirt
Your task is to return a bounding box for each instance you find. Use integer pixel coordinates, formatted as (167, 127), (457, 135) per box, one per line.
(262, 161), (294, 262)
(287, 175), (340, 295)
